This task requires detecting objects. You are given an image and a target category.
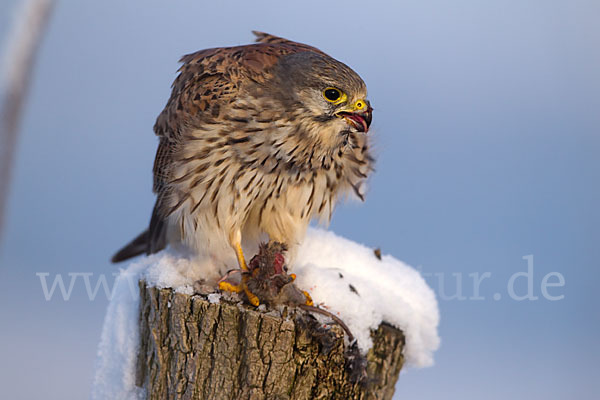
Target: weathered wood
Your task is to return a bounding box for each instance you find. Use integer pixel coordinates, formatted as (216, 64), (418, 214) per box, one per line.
(136, 282), (405, 400)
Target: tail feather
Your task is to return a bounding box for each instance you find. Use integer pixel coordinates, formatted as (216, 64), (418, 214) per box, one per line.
(111, 229), (150, 263)
(148, 202), (167, 254)
(111, 200), (169, 263)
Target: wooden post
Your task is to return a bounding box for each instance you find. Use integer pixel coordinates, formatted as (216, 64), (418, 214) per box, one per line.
(136, 282), (405, 400)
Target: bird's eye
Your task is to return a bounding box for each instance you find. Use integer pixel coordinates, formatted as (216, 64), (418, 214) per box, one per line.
(323, 87), (343, 102)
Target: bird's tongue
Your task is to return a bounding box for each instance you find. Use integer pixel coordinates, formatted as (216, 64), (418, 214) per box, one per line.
(346, 113), (368, 133)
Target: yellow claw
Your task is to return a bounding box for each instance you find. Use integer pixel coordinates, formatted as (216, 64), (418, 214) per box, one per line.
(219, 276), (260, 306)
(223, 240), (260, 306)
(302, 290), (314, 306)
(218, 281), (243, 293)
(243, 277), (260, 306)
(290, 272), (312, 305)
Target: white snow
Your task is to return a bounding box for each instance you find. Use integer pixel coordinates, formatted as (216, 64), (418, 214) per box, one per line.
(207, 293), (222, 304)
(91, 228), (440, 397)
(90, 262), (147, 400)
(294, 229), (440, 367)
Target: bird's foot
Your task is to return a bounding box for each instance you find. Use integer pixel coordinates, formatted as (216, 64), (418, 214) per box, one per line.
(219, 242), (314, 307)
(218, 241), (261, 306)
(289, 273), (314, 306)
(302, 290), (314, 306)
(218, 273), (260, 306)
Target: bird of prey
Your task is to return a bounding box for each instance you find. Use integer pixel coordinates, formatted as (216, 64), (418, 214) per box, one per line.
(112, 32), (374, 305)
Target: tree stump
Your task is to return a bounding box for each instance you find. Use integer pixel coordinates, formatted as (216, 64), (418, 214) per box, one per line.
(136, 282), (405, 400)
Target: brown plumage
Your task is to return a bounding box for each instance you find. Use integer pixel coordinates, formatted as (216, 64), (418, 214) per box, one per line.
(112, 32), (374, 288)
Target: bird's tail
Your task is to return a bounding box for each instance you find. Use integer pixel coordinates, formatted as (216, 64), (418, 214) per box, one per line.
(111, 229), (150, 263)
(111, 198), (168, 263)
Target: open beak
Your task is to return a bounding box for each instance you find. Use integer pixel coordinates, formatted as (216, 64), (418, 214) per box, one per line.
(336, 102), (373, 133)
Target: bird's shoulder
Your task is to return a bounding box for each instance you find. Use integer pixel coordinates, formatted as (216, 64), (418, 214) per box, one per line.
(154, 32), (326, 139)
(152, 33), (325, 194)
(178, 31), (326, 84)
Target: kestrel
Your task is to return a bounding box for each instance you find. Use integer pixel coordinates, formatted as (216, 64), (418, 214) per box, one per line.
(112, 32), (374, 305)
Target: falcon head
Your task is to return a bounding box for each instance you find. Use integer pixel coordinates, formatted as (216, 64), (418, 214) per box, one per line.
(321, 87), (372, 134)
(271, 51), (373, 139)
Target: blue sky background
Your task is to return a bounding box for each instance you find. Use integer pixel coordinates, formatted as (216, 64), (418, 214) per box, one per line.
(0, 0), (598, 398)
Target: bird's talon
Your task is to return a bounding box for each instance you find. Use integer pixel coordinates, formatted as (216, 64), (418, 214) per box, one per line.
(246, 290), (260, 306)
(241, 272), (260, 306)
(219, 276), (260, 306)
(218, 281), (243, 293)
(303, 290), (314, 306)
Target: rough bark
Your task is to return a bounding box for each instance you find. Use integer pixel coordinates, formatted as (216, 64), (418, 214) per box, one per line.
(136, 282), (405, 400)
